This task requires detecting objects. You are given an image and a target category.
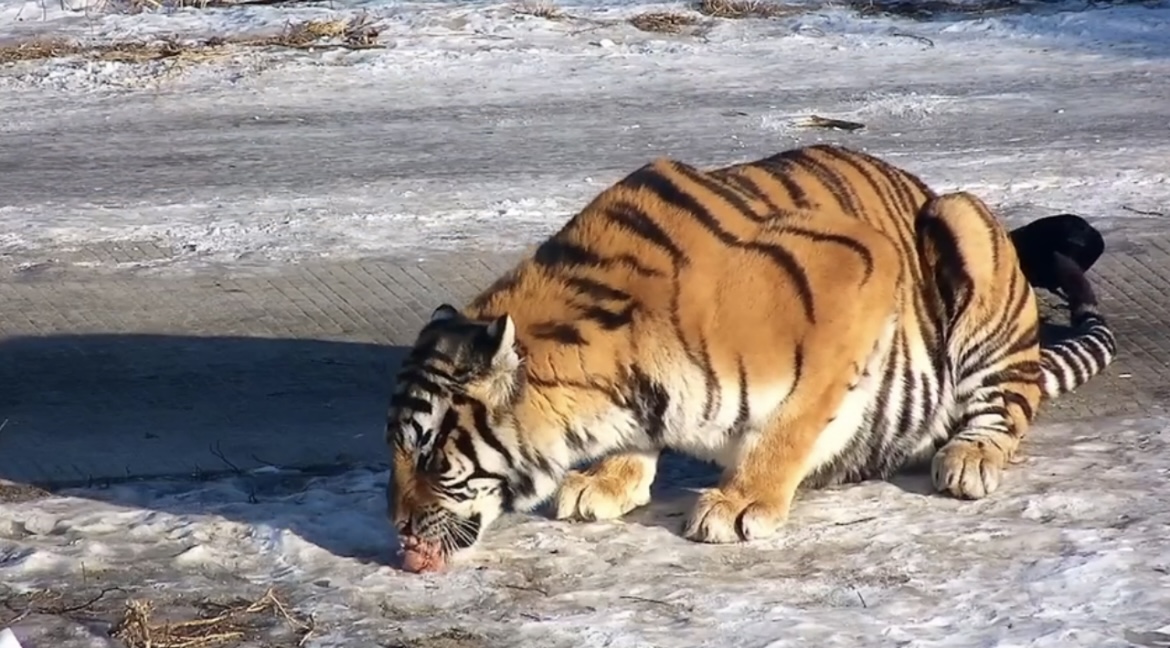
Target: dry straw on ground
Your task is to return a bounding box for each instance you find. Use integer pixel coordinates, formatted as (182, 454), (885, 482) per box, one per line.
(110, 587), (313, 648)
(0, 15), (382, 66)
(628, 11), (702, 33)
(511, 0), (566, 19)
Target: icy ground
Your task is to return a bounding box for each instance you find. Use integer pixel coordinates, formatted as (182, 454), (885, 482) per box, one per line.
(2, 0), (1170, 646)
(1, 0), (1170, 276)
(3, 416), (1170, 647)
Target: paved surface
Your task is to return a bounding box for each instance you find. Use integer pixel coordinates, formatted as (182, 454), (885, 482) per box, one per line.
(0, 231), (1165, 486)
(2, 50), (1169, 487)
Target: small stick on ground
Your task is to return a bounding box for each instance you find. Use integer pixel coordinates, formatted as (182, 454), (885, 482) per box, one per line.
(1122, 204), (1166, 217)
(800, 115), (867, 131)
(619, 594), (673, 607)
(1, 586), (126, 628)
(208, 441), (243, 475)
(503, 583), (549, 596)
(890, 30), (935, 47)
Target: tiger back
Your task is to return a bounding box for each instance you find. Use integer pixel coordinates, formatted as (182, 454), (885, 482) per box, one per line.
(385, 144), (1116, 562)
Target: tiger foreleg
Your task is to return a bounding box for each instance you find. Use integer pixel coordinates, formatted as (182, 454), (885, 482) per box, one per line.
(680, 214), (902, 544)
(554, 450), (660, 521)
(683, 407), (840, 544)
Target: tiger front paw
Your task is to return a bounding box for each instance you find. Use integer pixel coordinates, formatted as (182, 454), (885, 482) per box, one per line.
(931, 437), (1009, 500)
(683, 487), (788, 544)
(554, 468), (652, 522)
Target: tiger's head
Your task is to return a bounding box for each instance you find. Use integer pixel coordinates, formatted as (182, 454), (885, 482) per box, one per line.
(385, 303), (528, 557)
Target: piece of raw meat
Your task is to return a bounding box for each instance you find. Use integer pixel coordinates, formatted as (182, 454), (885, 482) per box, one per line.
(398, 535), (446, 573)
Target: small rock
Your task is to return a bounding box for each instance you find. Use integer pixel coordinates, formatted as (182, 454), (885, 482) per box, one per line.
(20, 514), (59, 536)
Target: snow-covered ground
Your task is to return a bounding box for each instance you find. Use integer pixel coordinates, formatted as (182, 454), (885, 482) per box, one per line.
(1, 0), (1170, 275)
(3, 415), (1169, 647)
(2, 0), (1170, 646)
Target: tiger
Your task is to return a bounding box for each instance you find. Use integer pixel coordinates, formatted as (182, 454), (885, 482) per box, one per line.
(385, 143), (1116, 563)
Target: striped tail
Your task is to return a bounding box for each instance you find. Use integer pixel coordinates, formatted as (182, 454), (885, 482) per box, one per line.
(1038, 252), (1117, 398)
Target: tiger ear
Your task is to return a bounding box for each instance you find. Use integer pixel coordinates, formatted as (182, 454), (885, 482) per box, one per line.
(484, 314), (519, 370)
(430, 304), (460, 322)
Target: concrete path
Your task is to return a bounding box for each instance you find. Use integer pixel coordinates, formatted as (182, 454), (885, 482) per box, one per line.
(0, 234), (1166, 486)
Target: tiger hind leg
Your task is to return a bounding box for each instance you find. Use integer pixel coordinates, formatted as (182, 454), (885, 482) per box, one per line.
(917, 192), (1044, 500)
(554, 450), (659, 521)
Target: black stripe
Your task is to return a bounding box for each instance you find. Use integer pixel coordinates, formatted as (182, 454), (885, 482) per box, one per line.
(731, 357), (751, 435)
(605, 201), (687, 263)
(669, 160), (764, 223)
(792, 345), (804, 393)
(630, 368), (670, 444)
(755, 156), (812, 209)
(1001, 390), (1035, 425)
(743, 242), (817, 322)
(579, 303), (637, 329)
(893, 329), (917, 442)
(783, 224), (875, 280)
(698, 334), (720, 422)
(785, 149), (865, 216)
(389, 393), (433, 413)
(397, 370), (444, 396)
(471, 401), (516, 469)
(565, 276), (631, 302)
(536, 221), (665, 277)
(716, 171), (783, 215)
(623, 165), (817, 322)
(814, 146), (921, 270)
(531, 322), (586, 345)
(564, 424), (594, 453)
(815, 146), (901, 220)
(918, 214), (973, 322)
(868, 351), (901, 463)
(534, 238), (604, 269)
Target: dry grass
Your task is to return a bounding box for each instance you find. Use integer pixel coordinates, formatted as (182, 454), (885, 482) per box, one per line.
(243, 14), (382, 48)
(100, 0), (328, 13)
(695, 0), (804, 18)
(0, 480), (51, 504)
(628, 11), (702, 33)
(0, 15), (382, 66)
(511, 0), (566, 19)
(0, 38), (84, 65)
(3, 584), (312, 646)
(110, 587), (313, 648)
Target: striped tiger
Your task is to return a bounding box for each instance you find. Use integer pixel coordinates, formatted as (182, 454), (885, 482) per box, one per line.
(386, 144), (1116, 562)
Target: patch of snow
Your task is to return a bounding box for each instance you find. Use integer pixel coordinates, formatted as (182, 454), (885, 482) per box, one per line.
(1, 416), (1168, 646)
(0, 1), (1169, 274)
